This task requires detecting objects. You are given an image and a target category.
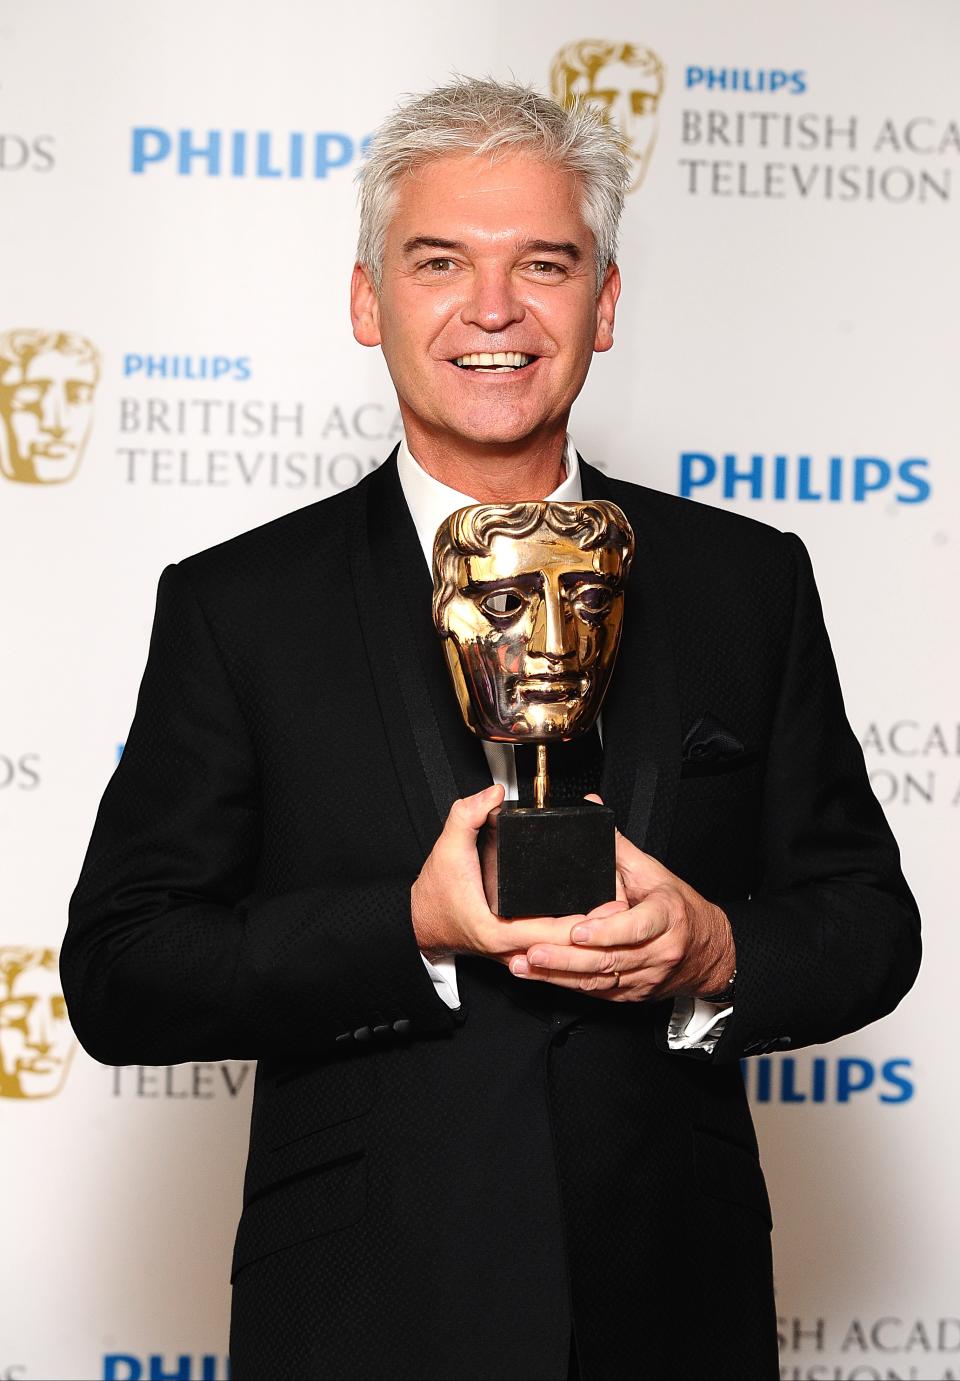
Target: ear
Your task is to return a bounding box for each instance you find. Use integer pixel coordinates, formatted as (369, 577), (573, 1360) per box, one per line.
(351, 262), (382, 346)
(593, 262), (621, 354)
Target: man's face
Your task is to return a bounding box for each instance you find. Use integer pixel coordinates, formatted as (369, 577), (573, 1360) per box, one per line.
(0, 349), (98, 484)
(439, 520), (626, 742)
(352, 153), (619, 456)
(0, 960), (74, 1099)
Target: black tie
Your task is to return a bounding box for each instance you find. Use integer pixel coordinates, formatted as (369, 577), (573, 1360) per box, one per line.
(514, 726), (604, 807)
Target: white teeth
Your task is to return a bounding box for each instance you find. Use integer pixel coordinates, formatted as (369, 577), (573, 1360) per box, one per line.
(455, 351), (531, 368)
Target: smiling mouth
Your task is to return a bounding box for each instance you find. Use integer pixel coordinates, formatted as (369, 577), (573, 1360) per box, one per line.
(453, 351), (536, 372)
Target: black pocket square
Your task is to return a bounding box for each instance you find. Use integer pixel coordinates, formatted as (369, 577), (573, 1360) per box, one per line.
(681, 715), (758, 777)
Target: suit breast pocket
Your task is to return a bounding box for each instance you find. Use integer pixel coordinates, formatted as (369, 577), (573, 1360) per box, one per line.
(256, 1050), (381, 1151)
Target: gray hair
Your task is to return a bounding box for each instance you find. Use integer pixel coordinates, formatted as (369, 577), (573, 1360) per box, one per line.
(357, 76), (630, 294)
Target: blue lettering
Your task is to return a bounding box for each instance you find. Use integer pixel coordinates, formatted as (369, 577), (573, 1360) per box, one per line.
(792, 71), (808, 94)
(123, 354), (145, 377)
(780, 1058), (807, 1102)
(131, 127), (171, 173)
(897, 458), (931, 503)
(314, 132), (353, 178)
(880, 1058), (914, 1103)
(756, 1057), (772, 1101)
(104, 1358), (141, 1381)
(811, 1057), (827, 1103)
(235, 356), (252, 382)
(828, 455), (843, 501)
(773, 454), (788, 500)
(231, 131), (247, 176)
(149, 1357), (191, 1381)
(686, 66), (706, 88)
(722, 452), (763, 499)
(837, 1057), (875, 1102)
(256, 132), (283, 178)
(853, 456), (891, 501)
(177, 130), (221, 176)
(796, 455), (823, 501)
(289, 131), (304, 179)
(679, 451), (716, 496)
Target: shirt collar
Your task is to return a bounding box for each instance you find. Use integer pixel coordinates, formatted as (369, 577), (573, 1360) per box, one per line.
(397, 435), (583, 568)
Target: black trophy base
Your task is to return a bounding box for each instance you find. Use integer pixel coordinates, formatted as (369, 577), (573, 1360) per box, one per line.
(482, 801), (616, 918)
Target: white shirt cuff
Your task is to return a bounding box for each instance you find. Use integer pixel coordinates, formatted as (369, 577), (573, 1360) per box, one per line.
(420, 952), (461, 1009)
(667, 996), (733, 1052)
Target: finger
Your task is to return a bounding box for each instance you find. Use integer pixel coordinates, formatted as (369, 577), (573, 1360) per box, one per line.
(444, 784), (504, 843)
(522, 944), (627, 976)
(570, 899), (670, 949)
(584, 899), (629, 921)
(509, 961), (639, 996)
(483, 913), (588, 955)
(614, 831), (671, 890)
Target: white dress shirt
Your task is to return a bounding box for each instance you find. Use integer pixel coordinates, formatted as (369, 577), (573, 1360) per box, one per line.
(397, 436), (732, 1053)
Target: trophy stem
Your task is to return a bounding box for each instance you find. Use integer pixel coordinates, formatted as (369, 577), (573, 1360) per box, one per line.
(534, 743), (549, 810)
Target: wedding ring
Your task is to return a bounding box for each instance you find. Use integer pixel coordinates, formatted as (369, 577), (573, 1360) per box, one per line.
(611, 972), (621, 988)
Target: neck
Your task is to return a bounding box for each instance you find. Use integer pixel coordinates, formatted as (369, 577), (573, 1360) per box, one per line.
(401, 414), (568, 501)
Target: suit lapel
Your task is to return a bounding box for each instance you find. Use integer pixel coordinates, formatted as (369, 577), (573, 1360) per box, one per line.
(349, 453), (491, 862)
(580, 459), (682, 861)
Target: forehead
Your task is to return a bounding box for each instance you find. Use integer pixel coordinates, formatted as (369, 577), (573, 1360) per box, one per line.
(2, 350), (96, 387)
(388, 152), (594, 255)
(588, 60), (661, 95)
(7, 964), (61, 997)
(459, 529), (621, 583)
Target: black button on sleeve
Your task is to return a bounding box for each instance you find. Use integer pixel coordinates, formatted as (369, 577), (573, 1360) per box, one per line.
(392, 1018), (411, 1036)
(353, 1026), (372, 1042)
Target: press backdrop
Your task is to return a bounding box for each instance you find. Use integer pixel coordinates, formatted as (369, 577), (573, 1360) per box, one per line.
(1, 2), (957, 1378)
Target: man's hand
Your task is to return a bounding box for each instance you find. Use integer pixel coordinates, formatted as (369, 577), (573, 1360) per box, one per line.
(508, 799), (736, 1002)
(411, 784), (586, 965)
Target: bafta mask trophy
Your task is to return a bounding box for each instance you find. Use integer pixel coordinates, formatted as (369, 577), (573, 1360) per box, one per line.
(433, 500), (635, 917)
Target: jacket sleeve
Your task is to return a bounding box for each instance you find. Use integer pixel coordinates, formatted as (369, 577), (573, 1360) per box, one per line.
(707, 533), (921, 1064)
(61, 562), (455, 1068)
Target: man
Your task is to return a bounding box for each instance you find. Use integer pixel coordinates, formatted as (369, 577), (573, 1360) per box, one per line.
(0, 328), (100, 484)
(62, 79), (920, 1380)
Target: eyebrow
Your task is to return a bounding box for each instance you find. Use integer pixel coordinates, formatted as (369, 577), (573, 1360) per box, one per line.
(401, 236), (583, 262)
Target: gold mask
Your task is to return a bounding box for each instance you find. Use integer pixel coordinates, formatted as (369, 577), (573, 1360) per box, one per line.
(432, 501), (635, 745)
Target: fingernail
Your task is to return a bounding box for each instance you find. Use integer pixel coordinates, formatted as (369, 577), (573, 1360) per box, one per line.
(571, 926), (591, 944)
(510, 957), (531, 977)
(528, 949), (549, 968)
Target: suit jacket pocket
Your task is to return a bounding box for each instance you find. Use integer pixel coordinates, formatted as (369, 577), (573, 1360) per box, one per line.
(693, 1126), (772, 1229)
(231, 1152), (367, 1279)
(257, 1050), (381, 1150)
(680, 750), (761, 779)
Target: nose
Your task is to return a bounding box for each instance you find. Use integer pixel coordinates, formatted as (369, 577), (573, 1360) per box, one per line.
(26, 1002), (52, 1054)
(40, 382), (67, 437)
(460, 265), (526, 334)
(527, 586), (576, 663)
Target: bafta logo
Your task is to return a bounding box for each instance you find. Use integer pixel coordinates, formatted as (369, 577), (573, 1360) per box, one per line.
(0, 947), (76, 1099)
(550, 40), (666, 192)
(0, 328), (101, 484)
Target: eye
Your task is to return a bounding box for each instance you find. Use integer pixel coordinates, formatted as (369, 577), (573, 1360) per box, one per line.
(11, 383), (44, 409)
(479, 589), (526, 620)
(526, 261), (566, 279)
(421, 258), (455, 274)
(571, 585), (614, 619)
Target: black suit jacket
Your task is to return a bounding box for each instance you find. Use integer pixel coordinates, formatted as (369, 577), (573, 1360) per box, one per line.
(63, 454), (920, 1381)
